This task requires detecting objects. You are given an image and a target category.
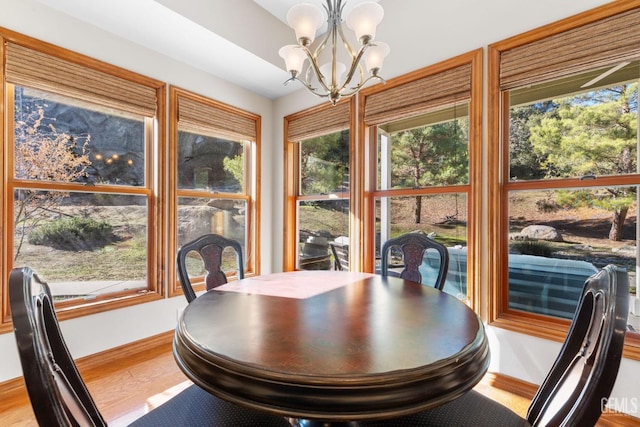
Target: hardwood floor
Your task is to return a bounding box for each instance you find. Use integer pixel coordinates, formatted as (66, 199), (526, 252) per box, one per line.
(1, 346), (189, 427)
(0, 344), (636, 426)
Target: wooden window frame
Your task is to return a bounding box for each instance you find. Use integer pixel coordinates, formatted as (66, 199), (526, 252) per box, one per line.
(487, 0), (640, 360)
(283, 100), (354, 272)
(168, 86), (260, 298)
(0, 29), (167, 332)
(358, 49), (483, 310)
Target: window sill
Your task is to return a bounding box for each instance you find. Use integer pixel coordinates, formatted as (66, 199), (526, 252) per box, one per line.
(489, 312), (640, 361)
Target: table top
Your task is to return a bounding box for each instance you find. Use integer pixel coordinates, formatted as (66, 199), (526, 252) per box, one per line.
(173, 271), (489, 422)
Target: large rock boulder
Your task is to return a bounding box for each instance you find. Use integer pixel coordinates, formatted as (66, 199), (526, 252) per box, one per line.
(520, 225), (563, 242)
(177, 206), (219, 246)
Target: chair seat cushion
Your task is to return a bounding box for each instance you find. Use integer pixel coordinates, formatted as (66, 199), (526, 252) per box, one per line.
(129, 384), (291, 427)
(361, 390), (531, 427)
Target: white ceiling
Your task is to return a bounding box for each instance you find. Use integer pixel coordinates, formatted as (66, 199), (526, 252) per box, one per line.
(31, 0), (380, 100)
(29, 0), (615, 102)
(252, 0), (381, 25)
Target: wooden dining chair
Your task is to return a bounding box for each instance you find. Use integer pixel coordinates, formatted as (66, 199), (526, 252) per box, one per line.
(380, 232), (449, 290)
(362, 264), (629, 427)
(177, 233), (245, 303)
(9, 267), (291, 427)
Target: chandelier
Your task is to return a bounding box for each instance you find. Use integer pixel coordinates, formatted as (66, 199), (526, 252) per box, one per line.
(279, 0), (390, 105)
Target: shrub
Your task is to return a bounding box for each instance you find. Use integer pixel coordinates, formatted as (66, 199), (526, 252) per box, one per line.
(510, 240), (553, 257)
(535, 198), (560, 213)
(28, 217), (115, 250)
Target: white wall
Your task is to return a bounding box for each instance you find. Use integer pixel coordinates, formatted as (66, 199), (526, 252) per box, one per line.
(2, 0), (639, 419)
(488, 327), (640, 417)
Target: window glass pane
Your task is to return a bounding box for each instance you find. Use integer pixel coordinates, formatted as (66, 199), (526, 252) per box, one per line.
(508, 187), (637, 327)
(13, 190), (148, 302)
(377, 105), (469, 190)
(299, 130), (349, 195)
(375, 194), (468, 299)
(177, 131), (245, 193)
(508, 61), (639, 181)
(177, 196), (247, 260)
(14, 87), (146, 187)
(298, 199), (349, 271)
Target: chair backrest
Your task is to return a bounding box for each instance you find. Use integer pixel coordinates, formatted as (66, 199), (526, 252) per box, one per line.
(526, 264), (629, 427)
(9, 267), (108, 427)
(380, 232), (449, 290)
(329, 242), (349, 271)
(177, 233), (245, 302)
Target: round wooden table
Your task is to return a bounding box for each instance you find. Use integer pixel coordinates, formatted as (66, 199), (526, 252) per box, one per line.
(173, 271), (489, 426)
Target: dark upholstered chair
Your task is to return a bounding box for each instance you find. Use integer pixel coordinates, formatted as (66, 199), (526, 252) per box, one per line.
(361, 264), (629, 427)
(380, 232), (449, 290)
(177, 233), (245, 303)
(9, 267), (290, 427)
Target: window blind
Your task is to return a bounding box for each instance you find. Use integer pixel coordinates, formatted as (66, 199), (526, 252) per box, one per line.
(178, 96), (257, 141)
(287, 102), (350, 142)
(364, 64), (472, 125)
(500, 7), (640, 90)
(5, 42), (157, 117)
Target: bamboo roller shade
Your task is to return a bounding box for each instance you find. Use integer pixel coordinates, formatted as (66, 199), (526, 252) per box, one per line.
(287, 101), (350, 142)
(178, 96), (257, 141)
(5, 42), (157, 117)
(364, 64), (472, 126)
(500, 7), (640, 90)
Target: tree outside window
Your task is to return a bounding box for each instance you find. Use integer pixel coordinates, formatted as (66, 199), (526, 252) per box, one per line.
(506, 67), (639, 325)
(10, 87), (151, 303)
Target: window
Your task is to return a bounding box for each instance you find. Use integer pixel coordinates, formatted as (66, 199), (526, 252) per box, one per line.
(373, 106), (470, 300)
(507, 77), (639, 318)
(297, 130), (350, 271)
(284, 102), (351, 272)
(488, 3), (640, 355)
(2, 37), (165, 327)
(361, 50), (482, 304)
(170, 87), (259, 296)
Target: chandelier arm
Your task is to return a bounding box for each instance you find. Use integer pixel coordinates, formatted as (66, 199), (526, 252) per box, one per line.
(337, 41), (371, 93)
(306, 30), (334, 95)
(285, 73), (332, 100)
(283, 75), (298, 86)
(330, 16), (339, 89)
(339, 74), (387, 98)
(333, 22), (364, 93)
(353, 63), (366, 90)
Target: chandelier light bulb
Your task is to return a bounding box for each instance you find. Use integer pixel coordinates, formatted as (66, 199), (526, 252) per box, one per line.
(279, 45), (307, 74)
(363, 41), (390, 75)
(286, 3), (325, 46)
(346, 1), (384, 44)
(320, 61), (347, 84)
